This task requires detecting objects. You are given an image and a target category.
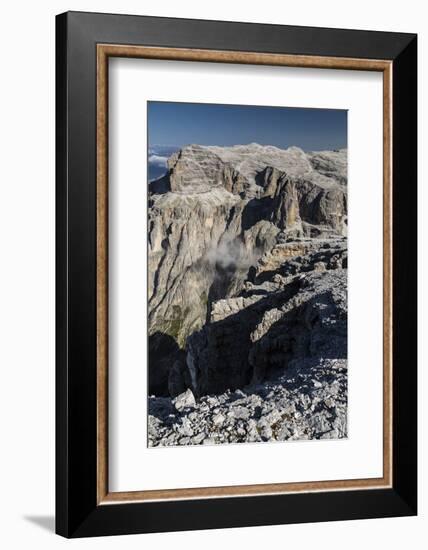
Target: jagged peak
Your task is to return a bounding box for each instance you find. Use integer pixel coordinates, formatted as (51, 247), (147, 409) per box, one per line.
(151, 142), (347, 197)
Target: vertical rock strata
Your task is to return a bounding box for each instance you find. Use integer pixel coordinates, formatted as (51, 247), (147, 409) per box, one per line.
(147, 143), (348, 445)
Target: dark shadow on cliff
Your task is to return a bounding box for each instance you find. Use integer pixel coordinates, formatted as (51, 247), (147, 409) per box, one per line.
(149, 331), (185, 396)
(148, 394), (177, 424)
(149, 173), (171, 195)
(247, 289), (347, 385)
(188, 276), (347, 396)
(241, 196), (275, 231)
(206, 261), (238, 324)
(188, 278), (303, 396)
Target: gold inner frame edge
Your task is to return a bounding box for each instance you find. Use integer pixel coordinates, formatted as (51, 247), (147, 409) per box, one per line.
(96, 44), (393, 505)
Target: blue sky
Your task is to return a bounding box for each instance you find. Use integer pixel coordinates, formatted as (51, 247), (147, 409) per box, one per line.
(148, 101), (347, 151)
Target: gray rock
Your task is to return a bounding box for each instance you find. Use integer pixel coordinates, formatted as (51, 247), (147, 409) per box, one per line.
(173, 389), (196, 411)
(212, 413), (225, 426)
(192, 433), (206, 444)
(148, 357), (347, 447)
(231, 406), (251, 420)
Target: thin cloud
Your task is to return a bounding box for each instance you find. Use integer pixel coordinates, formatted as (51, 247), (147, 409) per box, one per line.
(149, 154), (168, 167)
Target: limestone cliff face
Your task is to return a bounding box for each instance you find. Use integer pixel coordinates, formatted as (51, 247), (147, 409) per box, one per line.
(148, 143), (347, 396)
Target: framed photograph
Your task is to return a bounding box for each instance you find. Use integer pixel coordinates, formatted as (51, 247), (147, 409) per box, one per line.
(56, 11), (417, 537)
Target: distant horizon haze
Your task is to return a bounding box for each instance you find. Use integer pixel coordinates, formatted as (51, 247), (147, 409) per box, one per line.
(148, 101), (347, 151)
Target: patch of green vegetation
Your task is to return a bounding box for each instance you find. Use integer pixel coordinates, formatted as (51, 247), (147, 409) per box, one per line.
(168, 319), (183, 341)
(155, 304), (197, 348)
(171, 305), (182, 318)
(200, 291), (208, 306)
(157, 318), (187, 348)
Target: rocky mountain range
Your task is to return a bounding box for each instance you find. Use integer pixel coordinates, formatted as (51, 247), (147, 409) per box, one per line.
(147, 143), (348, 446)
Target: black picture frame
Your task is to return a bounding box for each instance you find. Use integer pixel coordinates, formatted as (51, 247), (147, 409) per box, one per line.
(56, 10), (417, 538)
